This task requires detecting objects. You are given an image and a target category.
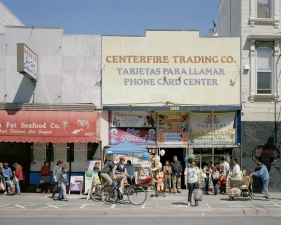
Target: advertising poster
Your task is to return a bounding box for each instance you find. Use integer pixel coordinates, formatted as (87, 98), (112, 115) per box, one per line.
(69, 176), (83, 194)
(189, 112), (236, 145)
(157, 112), (188, 145)
(109, 127), (156, 145)
(110, 111), (156, 128)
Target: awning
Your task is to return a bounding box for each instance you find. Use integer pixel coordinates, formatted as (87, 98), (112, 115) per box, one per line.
(0, 110), (100, 143)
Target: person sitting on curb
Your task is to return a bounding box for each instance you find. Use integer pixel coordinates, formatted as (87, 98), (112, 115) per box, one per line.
(250, 162), (270, 201)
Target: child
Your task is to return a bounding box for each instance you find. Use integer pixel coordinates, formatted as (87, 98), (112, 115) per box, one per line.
(56, 165), (69, 201)
(93, 162), (101, 185)
(163, 160), (172, 194)
(217, 171), (227, 195)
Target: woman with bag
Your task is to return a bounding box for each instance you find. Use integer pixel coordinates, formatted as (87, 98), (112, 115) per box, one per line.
(184, 159), (201, 206)
(203, 163), (211, 195)
(40, 161), (51, 194)
(211, 162), (220, 195)
(13, 163), (23, 195)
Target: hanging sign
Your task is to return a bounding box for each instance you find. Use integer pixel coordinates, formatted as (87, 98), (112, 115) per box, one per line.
(17, 43), (38, 81)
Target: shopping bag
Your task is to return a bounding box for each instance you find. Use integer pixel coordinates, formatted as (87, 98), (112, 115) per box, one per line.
(0, 181), (5, 191)
(13, 176), (19, 184)
(212, 171), (220, 180)
(194, 189), (203, 201)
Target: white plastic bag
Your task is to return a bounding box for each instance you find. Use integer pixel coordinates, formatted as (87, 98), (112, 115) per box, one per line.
(0, 181), (5, 191)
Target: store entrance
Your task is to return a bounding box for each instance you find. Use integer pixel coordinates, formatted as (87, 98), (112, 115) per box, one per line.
(0, 142), (32, 191)
(160, 148), (186, 189)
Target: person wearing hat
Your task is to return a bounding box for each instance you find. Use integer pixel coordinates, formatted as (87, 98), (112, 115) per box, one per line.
(3, 163), (13, 195)
(219, 156), (230, 177)
(13, 163), (23, 195)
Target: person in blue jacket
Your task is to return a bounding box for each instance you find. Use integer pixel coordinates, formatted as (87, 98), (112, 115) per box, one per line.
(3, 163), (13, 195)
(250, 162), (270, 201)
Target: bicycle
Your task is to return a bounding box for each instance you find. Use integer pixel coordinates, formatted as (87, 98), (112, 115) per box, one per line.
(100, 176), (147, 205)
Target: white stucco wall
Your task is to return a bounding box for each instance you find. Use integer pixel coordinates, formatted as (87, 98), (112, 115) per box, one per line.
(0, 2), (23, 34)
(61, 35), (101, 107)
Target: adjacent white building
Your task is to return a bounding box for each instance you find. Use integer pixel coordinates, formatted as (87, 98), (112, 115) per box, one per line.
(218, 0), (281, 191)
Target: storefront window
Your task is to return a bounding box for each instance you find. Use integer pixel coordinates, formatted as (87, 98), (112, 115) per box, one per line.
(46, 143), (54, 162)
(67, 143), (74, 162)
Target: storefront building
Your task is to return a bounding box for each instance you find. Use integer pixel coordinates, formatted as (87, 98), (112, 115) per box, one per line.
(0, 24), (102, 189)
(102, 30), (241, 180)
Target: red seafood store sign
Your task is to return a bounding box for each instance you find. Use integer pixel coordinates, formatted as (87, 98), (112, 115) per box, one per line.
(0, 110), (99, 143)
(252, 145), (280, 165)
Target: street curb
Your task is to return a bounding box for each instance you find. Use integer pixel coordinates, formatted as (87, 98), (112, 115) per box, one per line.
(1, 208), (280, 217)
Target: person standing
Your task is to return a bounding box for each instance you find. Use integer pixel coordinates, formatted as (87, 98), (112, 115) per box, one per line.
(126, 160), (135, 177)
(12, 163), (23, 195)
(52, 160), (63, 199)
(250, 162), (270, 201)
(231, 159), (241, 180)
(218, 171), (227, 194)
(170, 156), (182, 194)
(184, 159), (201, 206)
(41, 161), (51, 194)
(211, 162), (220, 195)
(219, 157), (230, 177)
(56, 165), (69, 201)
(3, 163), (13, 195)
(163, 160), (172, 194)
(0, 162), (4, 196)
(203, 163), (211, 195)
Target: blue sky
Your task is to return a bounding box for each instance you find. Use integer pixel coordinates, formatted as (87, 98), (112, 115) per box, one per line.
(2, 0), (220, 36)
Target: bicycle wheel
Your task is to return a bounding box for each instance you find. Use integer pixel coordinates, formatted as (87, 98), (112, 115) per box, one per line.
(91, 184), (102, 202)
(127, 186), (147, 205)
(101, 186), (118, 204)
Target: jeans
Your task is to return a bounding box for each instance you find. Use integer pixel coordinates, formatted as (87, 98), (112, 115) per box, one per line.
(263, 180), (270, 199)
(15, 182), (20, 194)
(204, 177), (209, 192)
(187, 182), (199, 202)
(172, 175), (181, 192)
(212, 179), (218, 195)
(52, 181), (58, 197)
(57, 183), (68, 200)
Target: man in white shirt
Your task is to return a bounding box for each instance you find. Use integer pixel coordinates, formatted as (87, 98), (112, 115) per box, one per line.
(184, 159), (201, 206)
(219, 156), (230, 177)
(231, 159), (241, 180)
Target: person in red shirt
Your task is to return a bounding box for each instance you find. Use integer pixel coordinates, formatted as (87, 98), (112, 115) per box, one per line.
(217, 171), (227, 195)
(40, 161), (51, 193)
(12, 163), (23, 195)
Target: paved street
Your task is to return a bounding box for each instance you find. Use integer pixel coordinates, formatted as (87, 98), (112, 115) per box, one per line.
(0, 190), (280, 216)
(1, 215), (281, 225)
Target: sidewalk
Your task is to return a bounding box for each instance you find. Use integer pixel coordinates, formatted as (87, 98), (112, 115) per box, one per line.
(0, 190), (280, 217)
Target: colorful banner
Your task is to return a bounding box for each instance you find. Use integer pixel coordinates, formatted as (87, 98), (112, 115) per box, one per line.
(157, 112), (188, 145)
(189, 112), (236, 145)
(109, 127), (156, 145)
(110, 111), (156, 128)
